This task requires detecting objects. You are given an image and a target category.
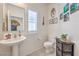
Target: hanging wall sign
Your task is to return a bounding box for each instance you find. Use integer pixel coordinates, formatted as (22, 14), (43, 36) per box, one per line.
(49, 8), (58, 24)
(49, 17), (58, 24)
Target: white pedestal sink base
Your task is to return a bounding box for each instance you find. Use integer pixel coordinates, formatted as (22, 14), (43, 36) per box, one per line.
(12, 45), (19, 56)
(0, 36), (26, 56)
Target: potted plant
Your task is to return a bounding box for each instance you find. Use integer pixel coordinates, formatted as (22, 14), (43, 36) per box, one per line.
(61, 34), (68, 41)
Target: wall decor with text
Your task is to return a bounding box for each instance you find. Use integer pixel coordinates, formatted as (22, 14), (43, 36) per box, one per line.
(49, 8), (58, 24)
(49, 17), (58, 24)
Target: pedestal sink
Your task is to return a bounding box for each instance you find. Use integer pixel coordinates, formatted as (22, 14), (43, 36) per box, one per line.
(0, 36), (26, 56)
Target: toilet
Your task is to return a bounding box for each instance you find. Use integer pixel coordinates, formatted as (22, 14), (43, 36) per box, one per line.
(43, 38), (56, 53)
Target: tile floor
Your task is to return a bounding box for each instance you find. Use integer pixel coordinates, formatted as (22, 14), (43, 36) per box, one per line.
(27, 47), (56, 56)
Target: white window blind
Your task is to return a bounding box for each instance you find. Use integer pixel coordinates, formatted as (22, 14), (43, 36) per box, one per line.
(28, 10), (37, 32)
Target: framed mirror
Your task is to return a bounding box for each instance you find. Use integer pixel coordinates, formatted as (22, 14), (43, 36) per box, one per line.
(6, 3), (25, 32)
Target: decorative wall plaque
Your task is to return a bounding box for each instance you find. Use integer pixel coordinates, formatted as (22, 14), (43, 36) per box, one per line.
(49, 8), (58, 24)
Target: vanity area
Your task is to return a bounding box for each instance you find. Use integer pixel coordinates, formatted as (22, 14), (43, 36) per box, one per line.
(0, 35), (26, 56)
(0, 3), (26, 56)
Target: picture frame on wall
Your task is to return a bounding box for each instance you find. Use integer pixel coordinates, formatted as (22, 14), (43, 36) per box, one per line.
(77, 3), (79, 9)
(64, 3), (69, 13)
(70, 3), (79, 14)
(64, 12), (69, 22)
(70, 3), (78, 14)
(60, 12), (64, 20)
(49, 8), (58, 24)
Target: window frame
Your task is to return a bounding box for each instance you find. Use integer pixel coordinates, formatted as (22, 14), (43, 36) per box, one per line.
(27, 9), (38, 32)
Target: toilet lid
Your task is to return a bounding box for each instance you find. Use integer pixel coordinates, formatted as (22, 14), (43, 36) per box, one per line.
(44, 41), (53, 46)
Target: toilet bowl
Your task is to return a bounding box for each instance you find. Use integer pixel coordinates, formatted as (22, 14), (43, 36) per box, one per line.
(43, 39), (56, 53)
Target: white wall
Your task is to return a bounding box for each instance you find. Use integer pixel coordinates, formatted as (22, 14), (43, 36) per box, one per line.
(0, 3), (11, 56)
(0, 3), (48, 56)
(48, 3), (79, 56)
(19, 3), (48, 55)
(48, 4), (61, 40)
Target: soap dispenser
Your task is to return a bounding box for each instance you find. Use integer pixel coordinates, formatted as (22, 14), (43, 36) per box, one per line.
(19, 31), (21, 37)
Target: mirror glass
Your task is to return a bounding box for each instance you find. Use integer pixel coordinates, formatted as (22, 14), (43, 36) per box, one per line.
(4, 3), (25, 32)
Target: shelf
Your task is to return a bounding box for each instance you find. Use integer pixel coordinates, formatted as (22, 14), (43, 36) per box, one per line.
(57, 46), (72, 53)
(63, 50), (72, 53)
(56, 38), (74, 56)
(56, 46), (61, 51)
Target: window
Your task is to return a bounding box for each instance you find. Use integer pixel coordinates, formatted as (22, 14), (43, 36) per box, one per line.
(28, 10), (37, 32)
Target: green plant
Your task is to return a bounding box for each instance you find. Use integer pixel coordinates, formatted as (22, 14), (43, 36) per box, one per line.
(61, 34), (68, 39)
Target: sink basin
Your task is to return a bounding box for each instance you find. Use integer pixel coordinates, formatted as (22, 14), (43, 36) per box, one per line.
(0, 36), (26, 56)
(0, 36), (26, 46)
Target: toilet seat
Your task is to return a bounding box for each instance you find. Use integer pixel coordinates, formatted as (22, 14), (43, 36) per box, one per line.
(43, 39), (56, 53)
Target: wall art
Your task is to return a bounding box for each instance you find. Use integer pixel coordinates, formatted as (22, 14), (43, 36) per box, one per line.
(70, 3), (78, 14)
(64, 12), (69, 22)
(60, 12), (64, 20)
(49, 17), (58, 24)
(64, 3), (69, 13)
(49, 8), (58, 24)
(51, 8), (56, 17)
